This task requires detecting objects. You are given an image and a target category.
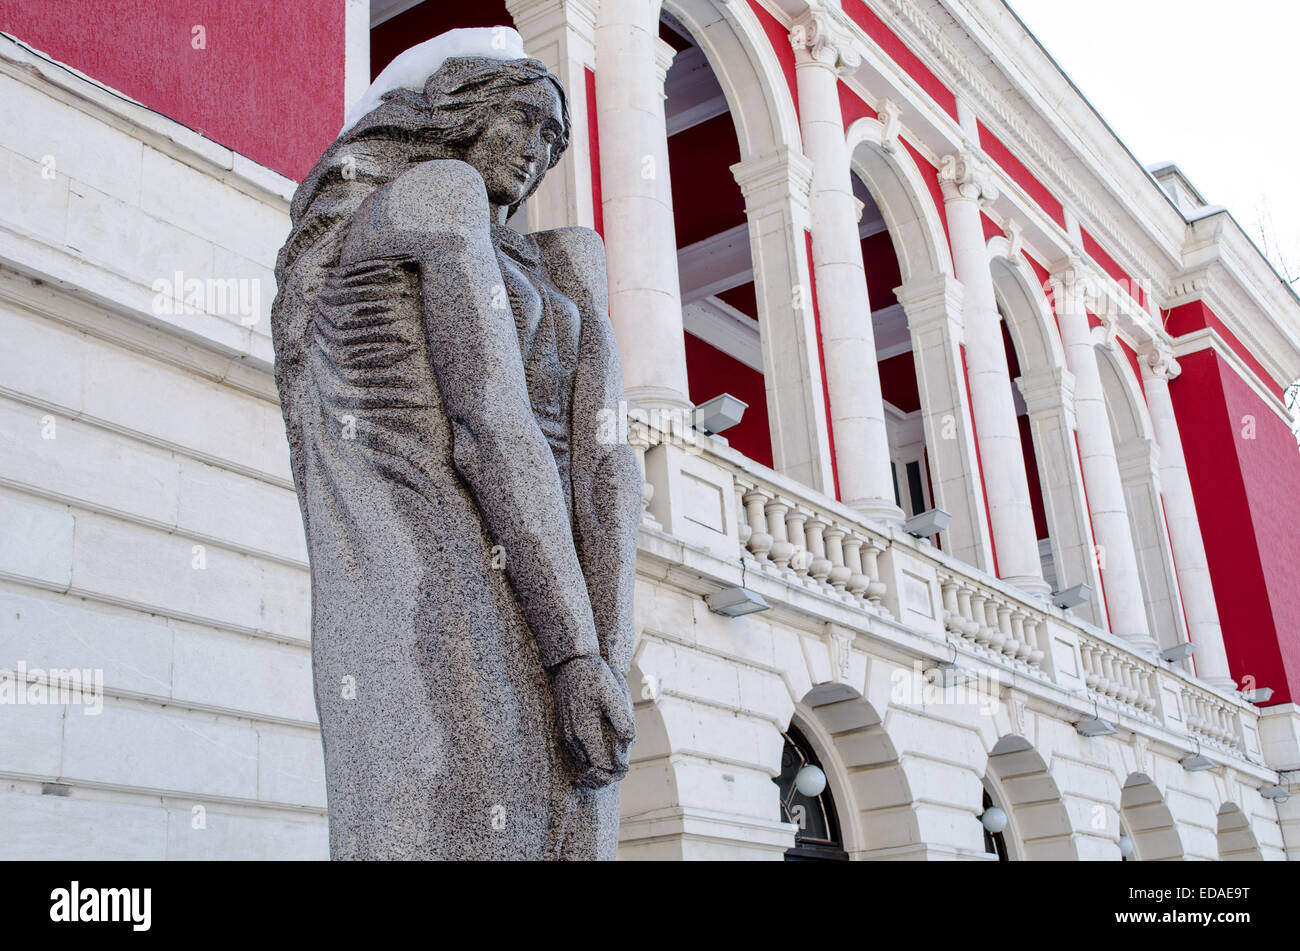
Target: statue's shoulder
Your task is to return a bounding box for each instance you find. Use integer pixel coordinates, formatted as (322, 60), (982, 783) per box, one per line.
(532, 227), (608, 315)
(343, 160), (490, 262)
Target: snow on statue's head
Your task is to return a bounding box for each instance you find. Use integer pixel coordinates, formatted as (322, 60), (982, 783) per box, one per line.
(273, 27), (572, 397)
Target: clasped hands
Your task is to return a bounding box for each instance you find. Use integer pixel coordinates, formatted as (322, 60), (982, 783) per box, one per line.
(549, 654), (635, 788)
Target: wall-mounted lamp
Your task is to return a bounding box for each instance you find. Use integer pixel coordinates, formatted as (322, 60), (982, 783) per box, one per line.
(704, 586), (770, 618)
(1075, 716), (1118, 737)
(1118, 834), (1134, 858)
(1160, 643), (1195, 664)
(694, 393), (748, 435)
(1053, 583), (1093, 610)
(1242, 687), (1274, 704)
(794, 764), (827, 798)
(904, 508), (951, 539)
(1180, 752), (1216, 772)
(1259, 783), (1290, 803)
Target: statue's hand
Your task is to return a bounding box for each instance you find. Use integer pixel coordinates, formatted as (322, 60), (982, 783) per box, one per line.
(550, 654), (635, 788)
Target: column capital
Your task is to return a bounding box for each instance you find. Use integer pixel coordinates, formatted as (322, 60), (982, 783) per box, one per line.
(1139, 340), (1182, 381)
(895, 271), (965, 334)
(653, 37), (678, 86)
(937, 150), (999, 204)
(790, 9), (860, 74)
(1016, 366), (1077, 424)
(731, 146), (814, 218)
(505, 0), (599, 37)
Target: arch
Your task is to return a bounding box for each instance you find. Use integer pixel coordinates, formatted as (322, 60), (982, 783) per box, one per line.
(1120, 773), (1185, 860)
(989, 244), (1104, 618)
(1217, 803), (1265, 861)
(846, 118), (953, 282)
(662, 0), (802, 160)
(984, 735), (1078, 860)
(1097, 346), (1187, 652)
(795, 682), (916, 860)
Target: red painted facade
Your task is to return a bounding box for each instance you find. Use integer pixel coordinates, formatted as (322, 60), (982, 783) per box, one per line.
(0, 0), (345, 181)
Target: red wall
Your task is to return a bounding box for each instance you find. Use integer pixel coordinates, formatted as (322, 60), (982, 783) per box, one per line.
(1172, 347), (1300, 703)
(0, 0), (345, 182)
(668, 114), (747, 247)
(684, 333), (773, 467)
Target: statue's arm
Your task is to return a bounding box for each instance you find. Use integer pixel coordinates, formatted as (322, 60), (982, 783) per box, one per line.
(536, 227), (643, 676)
(342, 160), (601, 670)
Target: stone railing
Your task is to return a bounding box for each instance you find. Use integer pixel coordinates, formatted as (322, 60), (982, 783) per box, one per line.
(630, 412), (1264, 767)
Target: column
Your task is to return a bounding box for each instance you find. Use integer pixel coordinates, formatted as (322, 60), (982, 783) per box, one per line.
(1140, 343), (1234, 688)
(1050, 262), (1156, 652)
(938, 151), (1047, 594)
(594, 0), (691, 411)
(1015, 367), (1106, 625)
(731, 147), (837, 494)
(790, 10), (901, 522)
(506, 0), (599, 232)
(894, 272), (994, 571)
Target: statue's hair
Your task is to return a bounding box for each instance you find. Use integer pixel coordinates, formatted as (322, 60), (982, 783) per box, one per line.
(271, 56), (570, 516)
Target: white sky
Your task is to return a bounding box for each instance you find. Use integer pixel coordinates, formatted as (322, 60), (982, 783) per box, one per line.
(1006, 0), (1300, 285)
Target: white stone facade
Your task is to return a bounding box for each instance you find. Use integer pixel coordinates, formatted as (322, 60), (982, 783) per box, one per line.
(1, 0), (1299, 861)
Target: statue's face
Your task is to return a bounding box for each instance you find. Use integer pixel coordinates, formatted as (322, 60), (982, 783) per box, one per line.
(462, 81), (564, 208)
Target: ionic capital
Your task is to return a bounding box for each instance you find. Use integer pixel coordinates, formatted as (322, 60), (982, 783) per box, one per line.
(1139, 340), (1182, 381)
(937, 151), (999, 204)
(790, 10), (860, 74)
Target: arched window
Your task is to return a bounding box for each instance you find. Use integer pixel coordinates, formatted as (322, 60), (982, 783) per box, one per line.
(982, 789), (1010, 862)
(775, 726), (848, 861)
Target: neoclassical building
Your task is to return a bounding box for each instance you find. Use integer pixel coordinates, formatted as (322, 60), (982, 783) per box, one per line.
(1, 0), (1298, 860)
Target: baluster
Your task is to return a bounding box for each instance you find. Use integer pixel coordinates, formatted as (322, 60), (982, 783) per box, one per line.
(984, 596), (1006, 652)
(842, 535), (870, 603)
(1010, 610), (1030, 661)
(1022, 614), (1045, 667)
(969, 590), (992, 647)
(805, 517), (832, 588)
(742, 488), (774, 563)
(785, 507), (810, 580)
(941, 576), (963, 636)
(996, 601), (1017, 658)
(955, 584), (978, 640)
(734, 480), (752, 548)
(824, 526), (850, 593)
(862, 540), (888, 613)
(628, 421), (660, 529)
(765, 498), (794, 572)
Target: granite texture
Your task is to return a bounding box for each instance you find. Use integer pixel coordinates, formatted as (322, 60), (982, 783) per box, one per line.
(270, 50), (641, 860)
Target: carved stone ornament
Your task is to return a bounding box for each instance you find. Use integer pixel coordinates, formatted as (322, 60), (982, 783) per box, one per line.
(789, 10), (861, 73)
(938, 150), (1000, 204)
(270, 28), (641, 860)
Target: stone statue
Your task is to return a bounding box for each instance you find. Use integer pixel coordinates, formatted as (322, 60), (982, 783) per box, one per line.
(270, 28), (641, 860)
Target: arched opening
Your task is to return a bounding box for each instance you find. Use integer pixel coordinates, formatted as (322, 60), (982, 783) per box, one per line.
(984, 735), (1076, 860)
(1217, 803), (1264, 861)
(775, 723), (849, 861)
(1097, 347), (1186, 655)
(991, 250), (1104, 624)
(662, 6), (794, 470)
(1120, 773), (1185, 860)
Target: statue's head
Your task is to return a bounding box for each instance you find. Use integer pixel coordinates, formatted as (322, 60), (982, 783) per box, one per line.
(419, 56), (570, 214)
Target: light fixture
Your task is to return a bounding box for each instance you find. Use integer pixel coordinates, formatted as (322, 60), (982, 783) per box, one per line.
(1118, 833), (1134, 858)
(1242, 687), (1274, 704)
(694, 393), (748, 435)
(979, 806), (1008, 834)
(794, 764), (827, 798)
(704, 586), (771, 618)
(1180, 752), (1216, 772)
(1160, 643), (1195, 663)
(1076, 716), (1118, 737)
(904, 507), (952, 539)
(1053, 583), (1093, 610)
(1259, 783), (1290, 803)
(926, 663), (976, 688)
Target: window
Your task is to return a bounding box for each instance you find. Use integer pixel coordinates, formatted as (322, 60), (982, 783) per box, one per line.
(775, 726), (849, 861)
